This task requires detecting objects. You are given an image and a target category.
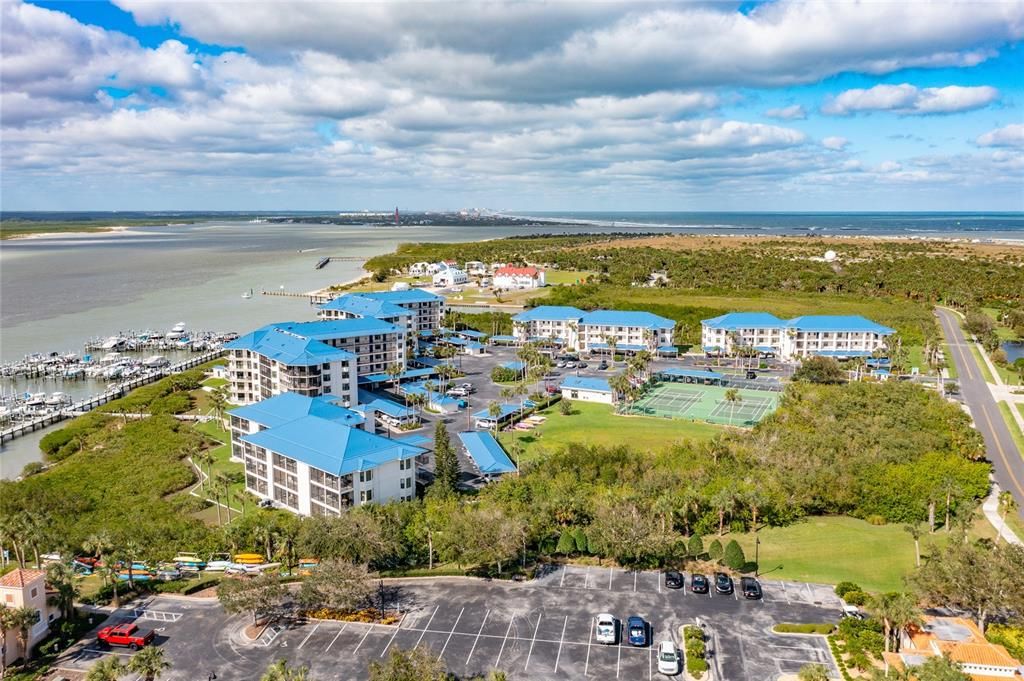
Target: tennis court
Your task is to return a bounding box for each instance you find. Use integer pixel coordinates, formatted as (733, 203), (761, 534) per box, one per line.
(629, 381), (779, 426)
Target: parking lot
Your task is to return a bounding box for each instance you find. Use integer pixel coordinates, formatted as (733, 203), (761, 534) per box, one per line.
(54, 572), (841, 681)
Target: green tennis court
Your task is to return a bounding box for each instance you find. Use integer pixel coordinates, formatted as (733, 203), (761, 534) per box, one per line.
(629, 381), (779, 426)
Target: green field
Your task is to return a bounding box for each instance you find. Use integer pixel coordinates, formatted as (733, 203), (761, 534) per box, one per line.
(982, 307), (1020, 341)
(545, 269), (594, 285)
(191, 420), (257, 520)
(968, 343), (997, 383)
(942, 345), (959, 379)
(998, 401), (1024, 456)
(498, 401), (721, 464)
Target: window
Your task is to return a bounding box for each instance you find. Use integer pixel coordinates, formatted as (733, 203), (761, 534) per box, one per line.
(360, 469), (373, 483)
(360, 489), (373, 503)
(31, 587), (37, 598)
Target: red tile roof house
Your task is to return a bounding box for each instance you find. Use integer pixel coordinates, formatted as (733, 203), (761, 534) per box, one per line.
(1, 568), (59, 668)
(493, 266), (546, 290)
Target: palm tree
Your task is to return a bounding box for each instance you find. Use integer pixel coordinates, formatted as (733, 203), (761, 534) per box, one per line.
(234, 490), (249, 517)
(261, 659), (310, 681)
(215, 471), (234, 524)
(724, 388), (742, 425)
(128, 644), (171, 680)
(86, 656), (125, 681)
(710, 487), (736, 536)
(603, 335), (618, 363)
(385, 361), (403, 395)
(903, 523), (924, 567)
(7, 606), (39, 663)
(1, 604), (14, 678)
(46, 561), (79, 621)
(209, 385), (230, 426)
(872, 592), (921, 653)
(123, 539), (143, 590)
(96, 563), (122, 609)
(996, 490), (1017, 544)
(487, 401), (502, 436)
(83, 530), (114, 567)
(253, 514), (278, 562)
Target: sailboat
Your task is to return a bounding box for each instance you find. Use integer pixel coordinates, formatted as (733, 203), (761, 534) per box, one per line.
(241, 288), (253, 299)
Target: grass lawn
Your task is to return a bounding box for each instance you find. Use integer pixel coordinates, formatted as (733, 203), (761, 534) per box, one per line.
(998, 401), (1024, 456)
(731, 514), (996, 593)
(942, 345), (959, 379)
(982, 307), (1020, 341)
(968, 344), (997, 383)
(545, 269), (595, 285)
(202, 377), (228, 388)
(497, 401), (722, 464)
(905, 345), (925, 372)
(993, 361), (1022, 386)
(190, 420), (259, 521)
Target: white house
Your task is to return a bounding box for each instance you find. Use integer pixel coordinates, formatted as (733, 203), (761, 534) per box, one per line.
(433, 267), (468, 287)
(408, 262), (430, 277)
(700, 312), (894, 359)
(1, 569), (58, 665)
(230, 394), (424, 516)
(464, 261), (486, 275)
(493, 266), (546, 289)
(560, 376), (615, 404)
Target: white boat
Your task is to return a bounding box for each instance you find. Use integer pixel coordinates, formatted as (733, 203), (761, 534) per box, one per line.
(165, 322), (188, 340)
(99, 351), (123, 365)
(142, 355), (169, 368)
(45, 392), (71, 407)
(63, 366), (85, 379)
(103, 364), (126, 379)
(100, 336), (126, 350)
(241, 289), (253, 299)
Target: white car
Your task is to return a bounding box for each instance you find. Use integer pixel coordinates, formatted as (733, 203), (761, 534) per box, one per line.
(657, 640), (680, 675)
(595, 613), (618, 645)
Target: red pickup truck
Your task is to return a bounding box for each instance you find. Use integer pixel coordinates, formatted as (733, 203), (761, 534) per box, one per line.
(96, 623), (155, 650)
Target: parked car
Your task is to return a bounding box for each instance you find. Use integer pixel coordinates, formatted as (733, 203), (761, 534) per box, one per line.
(598, 360), (609, 370)
(740, 576), (762, 599)
(447, 387), (469, 397)
(657, 640), (680, 675)
(714, 572), (734, 594)
(97, 623), (155, 650)
(627, 616), (649, 647)
(595, 613), (618, 644)
(841, 603), (865, 620)
(576, 362), (588, 369)
(664, 570), (684, 589)
(745, 370), (757, 380)
(556, 361), (567, 368)
(565, 361), (577, 368)
(690, 574), (709, 594)
(460, 383), (474, 392)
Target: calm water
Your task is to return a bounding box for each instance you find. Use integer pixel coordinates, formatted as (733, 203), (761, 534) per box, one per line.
(2, 213), (1022, 477)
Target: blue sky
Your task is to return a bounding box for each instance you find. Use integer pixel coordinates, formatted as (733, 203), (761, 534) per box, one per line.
(1, 0), (1022, 211)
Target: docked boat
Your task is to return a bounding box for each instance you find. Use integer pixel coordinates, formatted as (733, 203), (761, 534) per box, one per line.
(63, 366), (85, 379)
(242, 288), (253, 299)
(45, 392), (71, 407)
(142, 355), (169, 368)
(165, 322), (187, 340)
(100, 336), (127, 351)
(233, 552), (265, 565)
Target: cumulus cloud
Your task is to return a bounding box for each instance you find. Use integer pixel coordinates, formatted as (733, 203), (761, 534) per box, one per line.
(822, 136), (849, 151)
(976, 124), (1024, 148)
(765, 105), (806, 120)
(822, 84), (999, 115)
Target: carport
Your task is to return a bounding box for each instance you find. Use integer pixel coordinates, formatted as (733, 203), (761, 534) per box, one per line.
(457, 431), (517, 477)
(655, 367), (726, 386)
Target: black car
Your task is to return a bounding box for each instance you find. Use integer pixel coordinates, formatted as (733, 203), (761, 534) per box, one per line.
(598, 360), (609, 370)
(690, 573), (709, 594)
(740, 576), (762, 600)
(714, 572), (734, 594)
(664, 570), (684, 589)
(577, 362), (588, 369)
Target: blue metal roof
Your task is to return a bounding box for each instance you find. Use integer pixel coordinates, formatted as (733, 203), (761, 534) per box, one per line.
(472, 403), (520, 420)
(512, 306), (584, 322)
(754, 345), (777, 353)
(812, 349), (874, 357)
(786, 316), (895, 334)
(241, 417), (424, 475)
(319, 294), (411, 319)
(701, 312), (786, 330)
(560, 376), (612, 392)
(277, 318), (400, 340)
(358, 367), (437, 384)
(225, 325), (355, 366)
(501, 361), (526, 371)
(455, 329), (487, 339)
(229, 393), (364, 429)
(657, 345), (679, 354)
(658, 367), (724, 380)
(489, 334), (516, 342)
(580, 310), (674, 329)
(458, 431), (516, 475)
(357, 389), (418, 419)
(360, 289), (444, 304)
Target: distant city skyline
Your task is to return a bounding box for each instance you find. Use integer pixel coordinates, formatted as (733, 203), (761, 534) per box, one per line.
(1, 0), (1022, 211)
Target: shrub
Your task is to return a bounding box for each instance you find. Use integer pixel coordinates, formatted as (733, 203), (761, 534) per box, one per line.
(556, 530), (577, 555)
(986, 624), (1024, 662)
(491, 366), (521, 383)
(842, 590), (869, 606)
(20, 461), (45, 477)
(834, 582), (862, 599)
(774, 623), (836, 635)
(866, 514), (887, 526)
(687, 534), (704, 558)
(182, 578), (220, 595)
(723, 540), (745, 570)
(572, 527), (588, 553)
(707, 539), (723, 561)
(613, 354), (625, 362)
(559, 399), (572, 416)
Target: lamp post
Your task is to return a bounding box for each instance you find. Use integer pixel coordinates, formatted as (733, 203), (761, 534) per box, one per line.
(754, 536), (761, 577)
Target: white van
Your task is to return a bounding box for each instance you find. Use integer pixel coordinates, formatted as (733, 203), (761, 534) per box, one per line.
(657, 640), (680, 675)
(595, 613), (618, 645)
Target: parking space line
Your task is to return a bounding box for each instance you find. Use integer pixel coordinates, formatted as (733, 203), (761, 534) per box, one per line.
(649, 645), (654, 680)
(804, 582), (814, 600)
(437, 607), (464, 661)
(465, 609), (490, 665)
(658, 573), (661, 594)
(380, 615), (405, 658)
(524, 612), (542, 671)
(585, 565), (592, 589)
(324, 623), (348, 652)
(353, 623), (374, 653)
(297, 623), (320, 649)
(584, 618), (594, 676)
(494, 611), (517, 669)
(633, 571), (638, 592)
(414, 606), (439, 648)
(560, 566), (567, 588)
(553, 615), (568, 672)
(616, 636), (622, 678)
(608, 567), (613, 590)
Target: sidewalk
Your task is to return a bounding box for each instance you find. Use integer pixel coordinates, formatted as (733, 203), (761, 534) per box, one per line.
(982, 482), (1023, 546)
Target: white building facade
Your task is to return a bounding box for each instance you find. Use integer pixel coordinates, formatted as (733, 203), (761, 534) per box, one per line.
(493, 266), (546, 289)
(700, 313), (894, 359)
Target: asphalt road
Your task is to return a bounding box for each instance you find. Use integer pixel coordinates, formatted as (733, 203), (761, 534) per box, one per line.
(936, 307), (1024, 520)
(54, 571), (842, 681)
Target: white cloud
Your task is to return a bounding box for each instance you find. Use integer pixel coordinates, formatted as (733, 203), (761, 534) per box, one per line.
(822, 84), (999, 115)
(764, 105), (806, 120)
(976, 124), (1024, 148)
(822, 136), (849, 151)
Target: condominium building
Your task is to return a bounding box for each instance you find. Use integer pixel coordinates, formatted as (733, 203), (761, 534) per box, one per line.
(224, 325), (358, 406)
(229, 394), (423, 516)
(510, 306), (674, 353)
(351, 289), (446, 334)
(701, 313), (894, 359)
(318, 294), (414, 336)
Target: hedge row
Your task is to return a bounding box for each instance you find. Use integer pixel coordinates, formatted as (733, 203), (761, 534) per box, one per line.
(774, 623), (836, 635)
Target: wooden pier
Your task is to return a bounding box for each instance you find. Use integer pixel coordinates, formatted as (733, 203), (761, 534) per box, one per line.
(314, 256), (366, 269)
(0, 350), (225, 444)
